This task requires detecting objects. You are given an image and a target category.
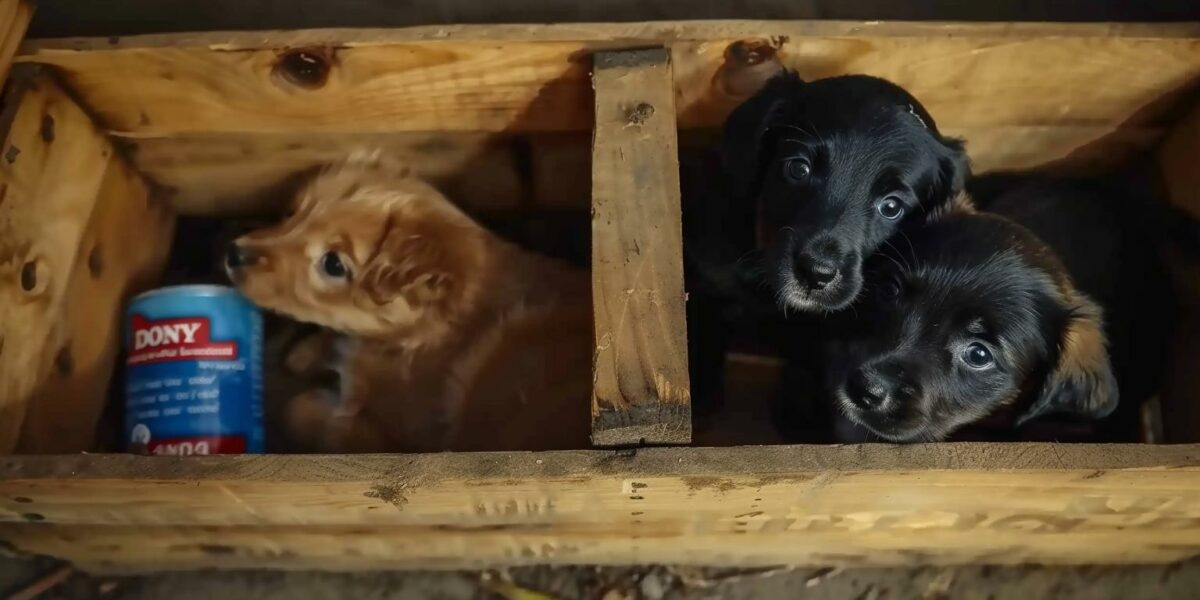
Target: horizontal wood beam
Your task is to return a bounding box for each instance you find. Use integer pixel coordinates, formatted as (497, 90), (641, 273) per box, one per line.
(17, 21), (1200, 136)
(2, 444), (1200, 571)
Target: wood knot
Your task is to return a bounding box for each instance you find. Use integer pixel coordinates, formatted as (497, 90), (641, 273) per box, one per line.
(19, 259), (40, 294)
(274, 48), (335, 90)
(88, 245), (103, 277)
(40, 114), (55, 143)
(718, 39), (785, 98)
(55, 345), (73, 376)
(626, 102), (655, 126)
(725, 39), (779, 66)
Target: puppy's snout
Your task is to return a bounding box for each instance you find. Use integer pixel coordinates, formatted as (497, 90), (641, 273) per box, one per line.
(225, 242), (260, 271)
(793, 236), (846, 290)
(846, 362), (916, 411)
(796, 257), (838, 289)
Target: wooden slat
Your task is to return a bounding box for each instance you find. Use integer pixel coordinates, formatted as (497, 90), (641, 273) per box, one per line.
(123, 132), (526, 216)
(0, 0), (32, 85)
(2, 444), (1200, 571)
(16, 22), (1200, 135)
(590, 49), (690, 446)
(17, 149), (175, 453)
(13, 22), (1194, 215)
(0, 67), (132, 453)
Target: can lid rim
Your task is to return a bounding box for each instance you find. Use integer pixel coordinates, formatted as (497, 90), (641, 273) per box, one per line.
(130, 284), (243, 303)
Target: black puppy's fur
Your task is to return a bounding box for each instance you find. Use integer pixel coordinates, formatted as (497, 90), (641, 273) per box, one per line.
(820, 175), (1177, 442)
(683, 72), (968, 417)
(720, 72), (969, 313)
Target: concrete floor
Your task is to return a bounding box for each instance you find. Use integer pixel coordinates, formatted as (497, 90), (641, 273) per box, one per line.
(4, 555), (1200, 599)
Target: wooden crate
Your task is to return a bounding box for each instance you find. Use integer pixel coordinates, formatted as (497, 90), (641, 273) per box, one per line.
(3, 8), (1200, 571)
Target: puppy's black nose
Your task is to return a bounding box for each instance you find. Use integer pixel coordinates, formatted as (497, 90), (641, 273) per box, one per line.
(225, 242), (258, 270)
(846, 363), (917, 411)
(846, 367), (887, 410)
(795, 255), (839, 289)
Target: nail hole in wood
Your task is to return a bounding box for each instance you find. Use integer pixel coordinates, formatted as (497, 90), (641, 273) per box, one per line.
(274, 49), (333, 90)
(19, 260), (37, 292)
(626, 102), (655, 126)
(88, 245), (103, 277)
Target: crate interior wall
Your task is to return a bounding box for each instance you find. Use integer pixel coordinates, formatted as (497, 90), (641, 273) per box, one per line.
(2, 17), (1200, 572)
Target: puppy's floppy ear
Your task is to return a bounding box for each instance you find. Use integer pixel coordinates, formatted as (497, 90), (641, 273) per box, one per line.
(936, 136), (970, 198)
(1018, 292), (1119, 426)
(721, 71), (802, 201)
(360, 215), (458, 308)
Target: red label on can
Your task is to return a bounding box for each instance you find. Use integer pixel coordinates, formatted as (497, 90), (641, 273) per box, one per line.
(127, 315), (239, 366)
(144, 435), (247, 455)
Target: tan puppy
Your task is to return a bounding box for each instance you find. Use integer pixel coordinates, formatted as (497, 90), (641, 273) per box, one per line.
(226, 151), (592, 452)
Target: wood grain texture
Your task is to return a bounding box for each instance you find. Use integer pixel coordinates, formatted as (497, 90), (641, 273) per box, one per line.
(122, 132), (525, 216)
(0, 0), (32, 86)
(16, 22), (1200, 135)
(0, 67), (125, 453)
(17, 150), (175, 453)
(590, 49), (690, 446)
(2, 444), (1200, 571)
(13, 22), (1195, 214)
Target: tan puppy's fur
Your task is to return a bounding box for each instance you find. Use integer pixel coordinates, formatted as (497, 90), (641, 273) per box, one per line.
(230, 151), (592, 452)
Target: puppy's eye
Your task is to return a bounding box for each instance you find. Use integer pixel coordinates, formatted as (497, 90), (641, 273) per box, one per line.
(962, 342), (994, 369)
(319, 251), (349, 279)
(879, 279), (903, 302)
(784, 159), (811, 182)
(877, 197), (905, 220)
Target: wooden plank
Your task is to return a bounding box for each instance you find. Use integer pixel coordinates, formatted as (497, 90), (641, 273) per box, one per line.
(22, 1), (1200, 39)
(123, 132), (525, 216)
(0, 67), (131, 453)
(590, 49), (690, 446)
(2, 444), (1200, 571)
(17, 149), (175, 453)
(0, 0), (32, 85)
(16, 22), (1200, 135)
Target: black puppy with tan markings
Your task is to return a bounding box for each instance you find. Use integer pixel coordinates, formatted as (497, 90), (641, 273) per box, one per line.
(822, 176), (1177, 442)
(684, 71), (968, 420)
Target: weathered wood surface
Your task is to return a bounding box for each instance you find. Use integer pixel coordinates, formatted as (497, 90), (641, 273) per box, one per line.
(0, 0), (31, 85)
(2, 444), (1200, 571)
(121, 132), (527, 215)
(0, 68), (167, 453)
(590, 49), (691, 446)
(17, 144), (175, 453)
(15, 21), (1196, 214)
(19, 22), (1200, 135)
(23, 0), (1200, 39)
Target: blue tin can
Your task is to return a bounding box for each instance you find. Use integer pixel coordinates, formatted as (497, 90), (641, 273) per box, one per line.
(124, 285), (263, 454)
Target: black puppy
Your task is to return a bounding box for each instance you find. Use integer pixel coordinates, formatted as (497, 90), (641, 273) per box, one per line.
(718, 71), (969, 312)
(682, 71), (968, 419)
(822, 176), (1176, 442)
